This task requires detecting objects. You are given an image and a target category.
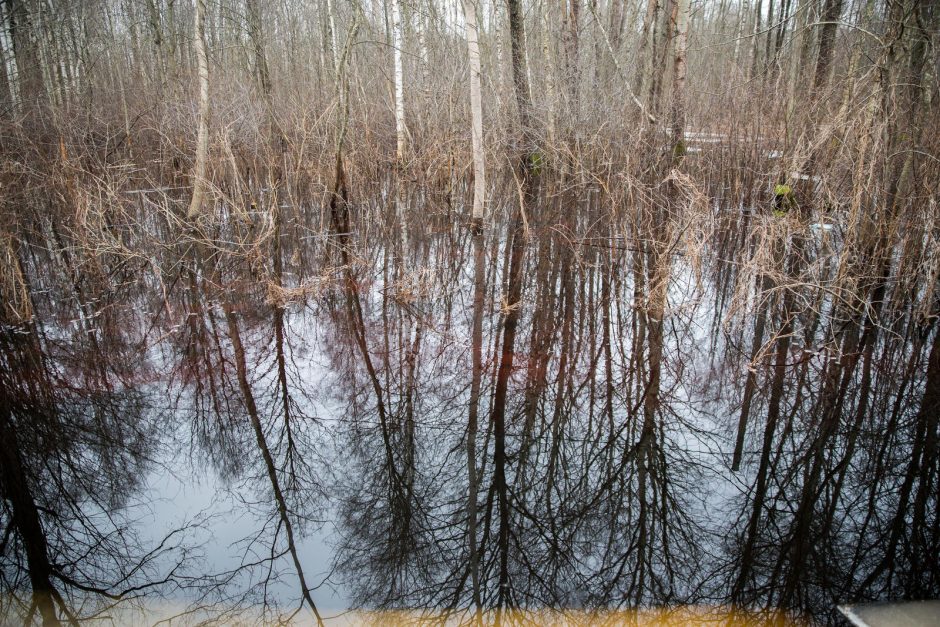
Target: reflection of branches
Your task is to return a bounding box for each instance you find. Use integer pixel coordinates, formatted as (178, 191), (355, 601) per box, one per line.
(0, 0), (937, 620)
(0, 304), (198, 625)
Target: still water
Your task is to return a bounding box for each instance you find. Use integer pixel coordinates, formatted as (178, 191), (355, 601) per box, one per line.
(2, 189), (938, 625)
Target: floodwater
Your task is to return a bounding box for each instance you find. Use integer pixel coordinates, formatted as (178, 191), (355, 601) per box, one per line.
(2, 181), (938, 625)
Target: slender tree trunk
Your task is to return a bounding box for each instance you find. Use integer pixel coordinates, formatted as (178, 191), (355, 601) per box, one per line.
(671, 0), (689, 159)
(784, 0), (810, 122)
(391, 0), (409, 256)
(4, 0), (46, 106)
(636, 0), (659, 101)
(812, 0), (843, 92)
(325, 0), (339, 79)
(732, 0), (748, 72)
(562, 0), (580, 120)
(609, 0), (625, 49)
(0, 2), (12, 107)
(246, 0), (271, 95)
(462, 0), (485, 616)
(762, 0), (775, 75)
(749, 0), (763, 81)
(165, 0), (178, 81)
(507, 0), (533, 135)
(540, 1), (557, 144)
(769, 0), (791, 73)
(392, 0), (407, 160)
(187, 0), (209, 219)
(466, 2), (484, 232)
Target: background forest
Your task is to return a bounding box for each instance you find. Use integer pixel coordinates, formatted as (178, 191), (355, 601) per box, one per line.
(0, 0), (938, 624)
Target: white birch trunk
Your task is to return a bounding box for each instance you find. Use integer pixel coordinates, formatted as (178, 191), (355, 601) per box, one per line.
(326, 0), (340, 76)
(465, 0), (485, 226)
(392, 0), (407, 160)
(187, 0), (209, 220)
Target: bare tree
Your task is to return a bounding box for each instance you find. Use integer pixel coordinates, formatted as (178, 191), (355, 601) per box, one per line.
(187, 0), (209, 220)
(463, 0), (485, 617)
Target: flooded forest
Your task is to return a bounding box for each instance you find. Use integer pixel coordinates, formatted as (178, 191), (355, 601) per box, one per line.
(0, 0), (938, 624)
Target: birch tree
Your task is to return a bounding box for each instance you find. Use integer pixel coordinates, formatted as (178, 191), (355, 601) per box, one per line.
(392, 0), (407, 160)
(187, 0), (209, 220)
(462, 0), (485, 616)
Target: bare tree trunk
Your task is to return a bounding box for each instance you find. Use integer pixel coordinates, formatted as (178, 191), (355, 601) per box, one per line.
(650, 0), (673, 114)
(166, 0), (178, 81)
(187, 0), (209, 220)
(4, 0), (46, 106)
(762, 0), (775, 75)
(507, 0), (533, 135)
(540, 1), (557, 145)
(732, 0), (748, 72)
(812, 0), (843, 92)
(145, 0), (166, 84)
(671, 0), (689, 159)
(749, 0), (763, 81)
(562, 0), (580, 120)
(784, 0), (810, 121)
(391, 0), (409, 256)
(768, 0), (791, 74)
(246, 0), (271, 95)
(609, 0), (625, 50)
(392, 0), (407, 160)
(466, 2), (484, 231)
(462, 0), (485, 616)
(325, 0), (340, 79)
(0, 1), (12, 107)
(636, 0), (659, 100)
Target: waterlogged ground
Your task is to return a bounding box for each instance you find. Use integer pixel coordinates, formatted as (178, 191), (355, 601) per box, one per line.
(4, 176), (938, 625)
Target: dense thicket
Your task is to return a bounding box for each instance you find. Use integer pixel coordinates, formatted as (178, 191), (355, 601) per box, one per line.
(0, 0), (938, 624)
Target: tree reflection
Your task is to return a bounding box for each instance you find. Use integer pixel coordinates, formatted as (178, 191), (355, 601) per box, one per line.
(0, 0), (937, 622)
(0, 230), (188, 624)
